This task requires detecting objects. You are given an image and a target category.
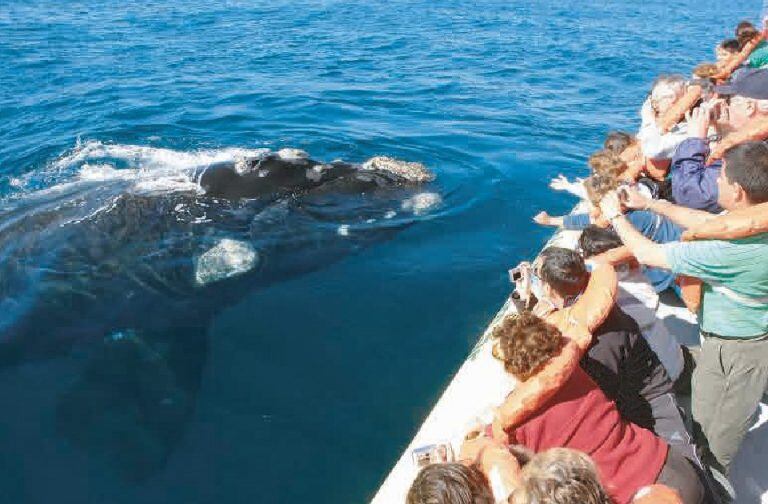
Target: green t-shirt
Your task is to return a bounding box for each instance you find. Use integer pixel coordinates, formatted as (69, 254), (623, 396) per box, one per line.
(748, 40), (768, 68)
(663, 233), (768, 338)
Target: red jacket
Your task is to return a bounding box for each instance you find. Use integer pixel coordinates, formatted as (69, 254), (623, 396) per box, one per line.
(510, 367), (668, 504)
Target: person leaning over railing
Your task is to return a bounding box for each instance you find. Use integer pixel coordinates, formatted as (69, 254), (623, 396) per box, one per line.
(487, 312), (705, 504)
(576, 225), (687, 383)
(668, 69), (768, 212)
(637, 75), (691, 162)
(528, 247), (694, 463)
(598, 141), (768, 478)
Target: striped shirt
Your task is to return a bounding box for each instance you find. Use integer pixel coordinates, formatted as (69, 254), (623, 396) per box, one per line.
(663, 233), (768, 338)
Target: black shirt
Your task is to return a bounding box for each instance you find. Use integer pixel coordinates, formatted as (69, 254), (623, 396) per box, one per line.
(580, 305), (674, 430)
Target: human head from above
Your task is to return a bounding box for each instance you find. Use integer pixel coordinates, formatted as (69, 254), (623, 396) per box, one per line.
(693, 63), (719, 80)
(406, 462), (494, 504)
(649, 75), (686, 117)
(735, 20), (760, 48)
(717, 141), (768, 210)
(713, 70), (768, 133)
(511, 448), (611, 504)
(588, 150), (626, 178)
(716, 38), (740, 62)
(535, 247), (589, 310)
(491, 311), (565, 381)
(577, 225), (624, 259)
(584, 173), (620, 213)
(603, 131), (635, 156)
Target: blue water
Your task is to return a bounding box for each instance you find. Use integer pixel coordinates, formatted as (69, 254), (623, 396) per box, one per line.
(0, 1), (761, 502)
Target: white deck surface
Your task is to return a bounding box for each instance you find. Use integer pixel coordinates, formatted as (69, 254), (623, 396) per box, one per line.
(372, 227), (768, 503)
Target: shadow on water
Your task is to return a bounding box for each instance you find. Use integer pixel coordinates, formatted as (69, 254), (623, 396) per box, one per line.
(55, 326), (208, 482)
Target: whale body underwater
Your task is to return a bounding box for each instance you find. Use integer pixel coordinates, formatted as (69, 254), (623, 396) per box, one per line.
(0, 147), (441, 479)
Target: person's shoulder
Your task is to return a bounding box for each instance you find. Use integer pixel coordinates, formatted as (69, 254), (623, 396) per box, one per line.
(595, 305), (640, 340)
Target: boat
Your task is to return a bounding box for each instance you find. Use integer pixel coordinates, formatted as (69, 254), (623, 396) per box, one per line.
(371, 202), (768, 503)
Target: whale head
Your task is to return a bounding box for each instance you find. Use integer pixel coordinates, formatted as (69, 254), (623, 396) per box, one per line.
(361, 156), (435, 184)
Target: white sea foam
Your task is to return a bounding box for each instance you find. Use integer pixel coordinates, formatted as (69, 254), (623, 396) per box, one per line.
(56, 140), (270, 173)
(35, 140), (275, 196)
(337, 224), (350, 236)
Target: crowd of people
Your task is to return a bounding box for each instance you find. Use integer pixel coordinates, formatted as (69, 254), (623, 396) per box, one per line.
(405, 17), (768, 504)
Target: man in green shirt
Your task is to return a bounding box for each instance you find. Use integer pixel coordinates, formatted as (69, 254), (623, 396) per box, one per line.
(599, 141), (768, 479)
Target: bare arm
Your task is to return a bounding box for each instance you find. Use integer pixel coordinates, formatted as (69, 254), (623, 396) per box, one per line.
(621, 184), (714, 230)
(610, 214), (670, 269)
(645, 198), (714, 230)
(601, 192), (670, 269)
(533, 211), (565, 228)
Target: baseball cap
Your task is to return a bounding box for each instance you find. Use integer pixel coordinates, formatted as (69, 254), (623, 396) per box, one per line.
(714, 68), (768, 99)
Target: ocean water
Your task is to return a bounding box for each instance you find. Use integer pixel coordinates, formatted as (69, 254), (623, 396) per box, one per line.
(0, 1), (760, 502)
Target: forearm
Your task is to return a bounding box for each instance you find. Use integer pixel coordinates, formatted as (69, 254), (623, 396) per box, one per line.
(479, 446), (523, 496)
(546, 216), (565, 227)
(645, 198), (713, 230)
(611, 215), (670, 269)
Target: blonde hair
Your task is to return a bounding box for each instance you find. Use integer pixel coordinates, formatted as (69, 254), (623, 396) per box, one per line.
(587, 150), (627, 178)
(513, 448), (611, 504)
(584, 174), (619, 207)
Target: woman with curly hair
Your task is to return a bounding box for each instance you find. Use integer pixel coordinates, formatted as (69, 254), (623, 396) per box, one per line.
(491, 312), (705, 504)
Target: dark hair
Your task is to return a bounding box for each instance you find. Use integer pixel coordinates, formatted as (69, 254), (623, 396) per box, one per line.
(723, 141), (768, 204)
(406, 463), (494, 504)
(603, 131), (635, 155)
(719, 38), (740, 52)
(736, 21), (759, 48)
(539, 247), (589, 297)
(492, 311), (564, 380)
(577, 225), (623, 258)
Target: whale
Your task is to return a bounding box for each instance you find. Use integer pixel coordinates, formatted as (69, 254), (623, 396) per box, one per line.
(0, 147), (441, 480)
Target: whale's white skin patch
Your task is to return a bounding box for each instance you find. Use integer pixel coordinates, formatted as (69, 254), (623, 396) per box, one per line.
(361, 156), (435, 183)
(337, 224), (350, 236)
(401, 192), (442, 215)
(194, 238), (259, 286)
(234, 150), (272, 175)
(277, 148), (309, 161)
(305, 164), (327, 182)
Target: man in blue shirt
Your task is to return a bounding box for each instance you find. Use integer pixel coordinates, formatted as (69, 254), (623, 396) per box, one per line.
(670, 70), (768, 212)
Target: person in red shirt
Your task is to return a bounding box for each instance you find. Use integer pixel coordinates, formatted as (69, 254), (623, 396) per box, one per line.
(492, 311), (705, 504)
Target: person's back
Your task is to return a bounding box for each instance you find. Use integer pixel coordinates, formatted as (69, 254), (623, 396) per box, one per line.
(583, 305), (673, 428)
(578, 225), (685, 379)
(493, 312), (704, 504)
(510, 366), (667, 504)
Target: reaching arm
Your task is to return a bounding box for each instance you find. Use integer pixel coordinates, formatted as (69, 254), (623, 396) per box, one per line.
(601, 192), (670, 269)
(621, 185), (714, 230)
(645, 198), (714, 230)
(612, 214), (670, 269)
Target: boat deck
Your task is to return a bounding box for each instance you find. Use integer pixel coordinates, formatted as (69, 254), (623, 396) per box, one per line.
(372, 226), (768, 503)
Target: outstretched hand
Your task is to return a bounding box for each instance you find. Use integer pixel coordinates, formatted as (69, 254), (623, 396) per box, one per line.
(549, 174), (571, 191)
(533, 211), (552, 226)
